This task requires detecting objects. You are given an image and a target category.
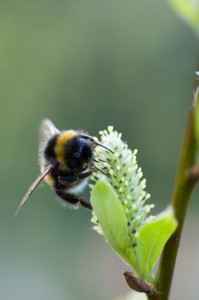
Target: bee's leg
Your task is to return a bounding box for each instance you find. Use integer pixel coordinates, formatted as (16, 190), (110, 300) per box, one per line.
(55, 191), (92, 210)
(57, 175), (78, 185)
(78, 170), (95, 179)
(58, 170), (95, 185)
(55, 191), (79, 204)
(79, 198), (93, 210)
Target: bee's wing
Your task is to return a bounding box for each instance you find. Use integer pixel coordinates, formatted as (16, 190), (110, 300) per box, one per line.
(39, 119), (60, 168)
(39, 119), (60, 152)
(15, 163), (54, 215)
(40, 119), (60, 139)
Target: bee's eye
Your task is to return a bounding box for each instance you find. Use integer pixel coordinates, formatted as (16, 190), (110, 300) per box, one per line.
(66, 137), (93, 169)
(78, 139), (89, 151)
(71, 139), (89, 159)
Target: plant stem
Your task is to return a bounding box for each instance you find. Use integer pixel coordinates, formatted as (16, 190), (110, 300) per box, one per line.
(148, 80), (199, 300)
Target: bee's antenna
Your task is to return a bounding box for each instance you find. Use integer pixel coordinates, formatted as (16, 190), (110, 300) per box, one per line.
(94, 142), (113, 153)
(77, 134), (113, 153)
(94, 158), (109, 163)
(92, 165), (110, 178)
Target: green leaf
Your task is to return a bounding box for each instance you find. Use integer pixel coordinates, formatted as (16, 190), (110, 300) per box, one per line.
(137, 207), (178, 282)
(167, 0), (199, 34)
(91, 180), (137, 271)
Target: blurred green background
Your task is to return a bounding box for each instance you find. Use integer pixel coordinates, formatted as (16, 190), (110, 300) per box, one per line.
(1, 0), (199, 299)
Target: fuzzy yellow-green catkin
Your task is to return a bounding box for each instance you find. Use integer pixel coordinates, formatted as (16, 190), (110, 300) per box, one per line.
(90, 127), (154, 249)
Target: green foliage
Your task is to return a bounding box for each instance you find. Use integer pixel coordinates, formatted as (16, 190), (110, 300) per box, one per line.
(91, 180), (178, 284)
(91, 181), (137, 271)
(168, 0), (199, 34)
(137, 208), (178, 282)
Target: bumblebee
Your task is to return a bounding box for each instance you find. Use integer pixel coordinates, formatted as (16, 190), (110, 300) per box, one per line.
(16, 119), (112, 214)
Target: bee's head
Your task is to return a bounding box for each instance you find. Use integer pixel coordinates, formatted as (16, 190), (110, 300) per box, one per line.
(65, 136), (94, 170)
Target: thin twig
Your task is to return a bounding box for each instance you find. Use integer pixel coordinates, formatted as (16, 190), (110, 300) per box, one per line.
(150, 78), (199, 299)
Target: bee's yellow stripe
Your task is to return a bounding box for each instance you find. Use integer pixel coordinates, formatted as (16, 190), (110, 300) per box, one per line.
(45, 174), (55, 186)
(54, 130), (76, 169)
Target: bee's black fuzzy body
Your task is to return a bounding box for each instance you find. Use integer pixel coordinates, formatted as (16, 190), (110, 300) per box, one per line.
(40, 121), (97, 209)
(16, 119), (112, 215)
